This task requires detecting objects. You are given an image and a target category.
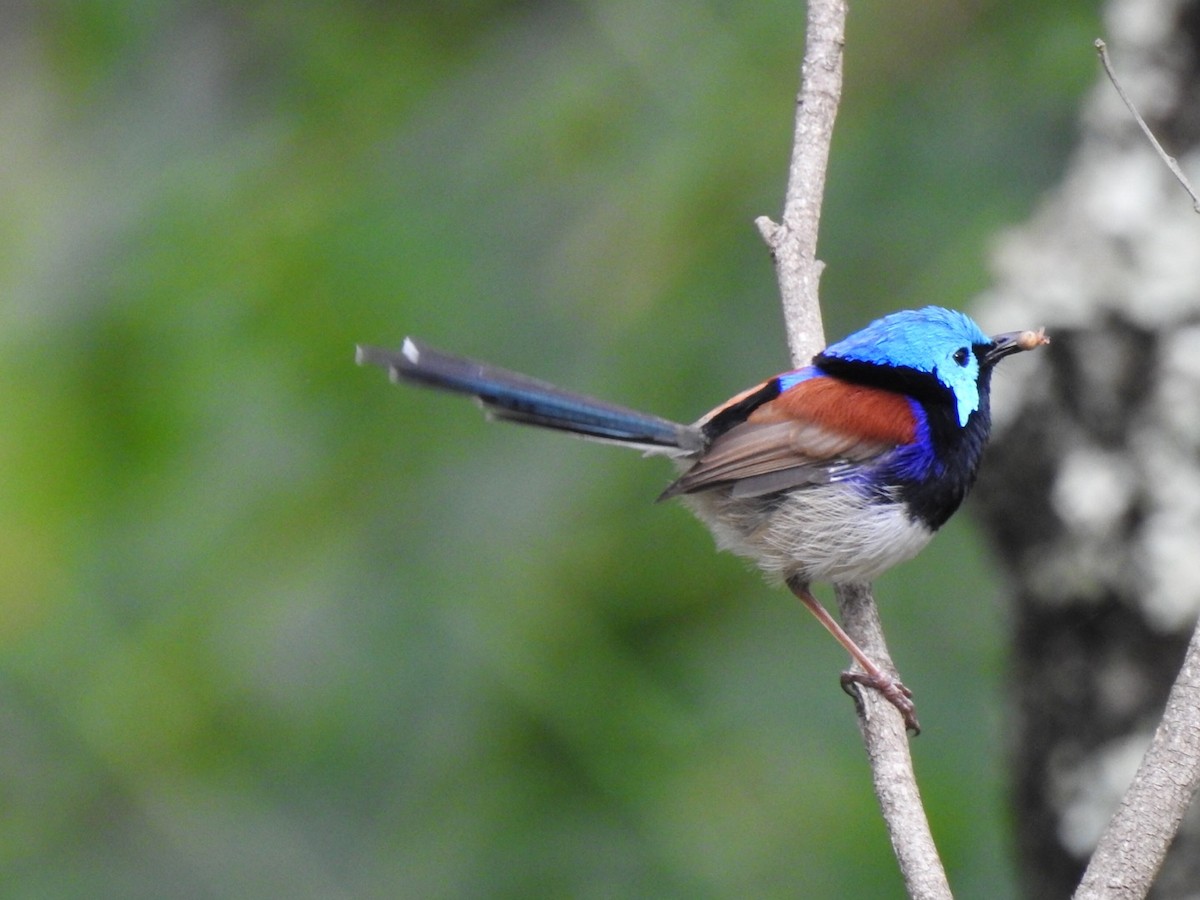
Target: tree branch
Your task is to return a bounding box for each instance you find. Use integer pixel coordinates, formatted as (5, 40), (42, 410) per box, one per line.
(1094, 39), (1200, 213)
(1073, 617), (1200, 899)
(756, 0), (843, 365)
(761, 2), (952, 897)
(838, 585), (954, 900)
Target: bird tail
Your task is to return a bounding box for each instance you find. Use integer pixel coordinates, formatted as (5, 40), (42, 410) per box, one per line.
(356, 338), (703, 456)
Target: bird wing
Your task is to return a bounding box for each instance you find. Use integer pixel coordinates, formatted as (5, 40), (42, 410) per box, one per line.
(660, 375), (919, 499)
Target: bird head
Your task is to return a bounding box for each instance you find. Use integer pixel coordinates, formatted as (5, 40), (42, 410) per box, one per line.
(814, 306), (1047, 428)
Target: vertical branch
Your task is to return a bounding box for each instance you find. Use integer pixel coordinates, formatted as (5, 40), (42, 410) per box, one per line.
(837, 585), (954, 900)
(755, 0), (843, 365)
(760, 2), (952, 897)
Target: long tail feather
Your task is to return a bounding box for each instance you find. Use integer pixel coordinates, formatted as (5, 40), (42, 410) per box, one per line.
(357, 339), (702, 455)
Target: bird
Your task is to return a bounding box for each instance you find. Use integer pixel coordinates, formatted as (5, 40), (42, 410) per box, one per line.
(357, 306), (1049, 733)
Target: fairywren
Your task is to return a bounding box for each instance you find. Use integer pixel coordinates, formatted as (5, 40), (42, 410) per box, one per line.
(358, 306), (1048, 732)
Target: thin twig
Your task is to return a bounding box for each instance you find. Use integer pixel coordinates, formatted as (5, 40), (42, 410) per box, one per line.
(1073, 618), (1200, 899)
(1095, 39), (1200, 213)
(764, 2), (952, 897)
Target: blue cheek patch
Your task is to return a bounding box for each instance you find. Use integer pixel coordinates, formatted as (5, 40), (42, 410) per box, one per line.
(935, 361), (981, 426)
(955, 385), (979, 426)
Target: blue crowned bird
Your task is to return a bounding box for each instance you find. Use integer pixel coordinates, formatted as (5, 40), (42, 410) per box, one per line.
(358, 306), (1048, 732)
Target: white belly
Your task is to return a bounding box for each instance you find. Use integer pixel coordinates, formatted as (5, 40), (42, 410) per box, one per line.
(680, 481), (934, 586)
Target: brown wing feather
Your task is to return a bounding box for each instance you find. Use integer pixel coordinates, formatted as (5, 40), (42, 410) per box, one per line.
(661, 420), (893, 498)
(746, 376), (918, 442)
(660, 377), (917, 500)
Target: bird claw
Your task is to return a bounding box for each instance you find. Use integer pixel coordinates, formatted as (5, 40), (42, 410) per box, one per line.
(840, 670), (921, 735)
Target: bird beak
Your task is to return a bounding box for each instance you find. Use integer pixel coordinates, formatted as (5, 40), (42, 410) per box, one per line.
(984, 327), (1049, 365)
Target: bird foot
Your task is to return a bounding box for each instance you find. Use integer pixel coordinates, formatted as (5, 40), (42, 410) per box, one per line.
(840, 670), (921, 735)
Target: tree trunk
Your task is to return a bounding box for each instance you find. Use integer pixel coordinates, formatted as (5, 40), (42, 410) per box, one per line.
(974, 0), (1200, 896)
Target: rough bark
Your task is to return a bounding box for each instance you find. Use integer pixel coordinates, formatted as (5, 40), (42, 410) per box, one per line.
(973, 0), (1200, 895)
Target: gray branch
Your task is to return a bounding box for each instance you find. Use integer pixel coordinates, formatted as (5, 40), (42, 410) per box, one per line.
(1075, 622), (1200, 898)
(837, 584), (954, 900)
(763, 2), (952, 897)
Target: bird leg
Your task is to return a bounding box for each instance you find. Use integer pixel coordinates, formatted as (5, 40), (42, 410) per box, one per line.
(785, 576), (920, 735)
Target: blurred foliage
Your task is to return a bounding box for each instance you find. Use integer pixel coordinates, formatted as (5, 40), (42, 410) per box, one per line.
(0, 1), (1100, 897)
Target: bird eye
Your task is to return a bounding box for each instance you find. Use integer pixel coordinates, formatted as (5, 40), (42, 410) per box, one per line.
(953, 347), (970, 367)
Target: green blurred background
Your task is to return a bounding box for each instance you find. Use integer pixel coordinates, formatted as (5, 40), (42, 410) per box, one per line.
(1, 2), (1100, 897)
